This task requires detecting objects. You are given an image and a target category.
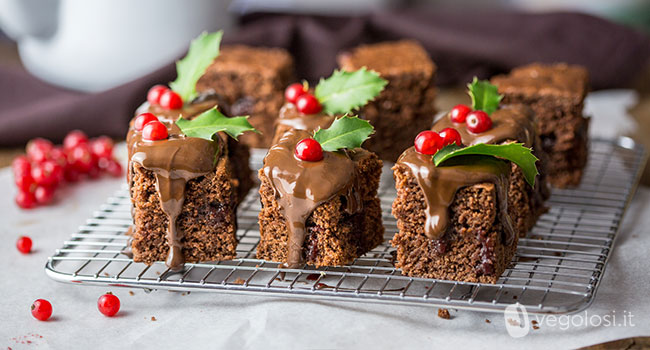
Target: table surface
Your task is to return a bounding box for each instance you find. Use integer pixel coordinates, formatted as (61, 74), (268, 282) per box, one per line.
(1, 90), (649, 349)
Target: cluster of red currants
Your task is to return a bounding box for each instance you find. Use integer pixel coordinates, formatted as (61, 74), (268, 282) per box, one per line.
(12, 130), (122, 209)
(414, 128), (462, 155)
(449, 104), (492, 133)
(147, 85), (183, 110)
(284, 83), (322, 114)
(133, 112), (168, 141)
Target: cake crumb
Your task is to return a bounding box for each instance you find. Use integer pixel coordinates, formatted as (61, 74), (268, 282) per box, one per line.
(437, 308), (451, 319)
(234, 278), (246, 285)
(532, 320), (540, 330)
(103, 272), (109, 277)
(129, 291), (135, 296)
(151, 316), (157, 321)
(485, 319), (491, 323)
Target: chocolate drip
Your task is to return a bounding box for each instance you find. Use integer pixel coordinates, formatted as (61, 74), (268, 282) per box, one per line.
(272, 103), (335, 144)
(127, 97), (223, 270)
(397, 149), (514, 244)
(262, 129), (362, 268)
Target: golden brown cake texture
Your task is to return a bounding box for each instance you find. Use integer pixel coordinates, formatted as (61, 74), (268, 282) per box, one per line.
(196, 45), (294, 148)
(338, 40), (437, 162)
(491, 63), (590, 187)
(256, 130), (384, 268)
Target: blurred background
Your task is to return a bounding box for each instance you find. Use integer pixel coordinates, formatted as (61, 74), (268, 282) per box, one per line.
(0, 0), (649, 177)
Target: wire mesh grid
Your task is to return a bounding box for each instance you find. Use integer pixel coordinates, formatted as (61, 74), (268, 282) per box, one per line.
(45, 137), (646, 314)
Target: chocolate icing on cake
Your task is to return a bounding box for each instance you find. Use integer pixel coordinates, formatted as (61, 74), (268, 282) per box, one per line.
(395, 105), (538, 245)
(127, 96), (225, 270)
(272, 103), (334, 144)
(262, 129), (365, 268)
(433, 105), (536, 147)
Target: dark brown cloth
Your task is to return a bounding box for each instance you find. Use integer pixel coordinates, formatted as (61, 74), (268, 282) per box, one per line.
(1, 10), (648, 146)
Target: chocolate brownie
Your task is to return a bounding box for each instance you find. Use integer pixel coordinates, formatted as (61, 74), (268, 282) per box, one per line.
(491, 63), (590, 187)
(196, 45), (294, 148)
(391, 105), (549, 283)
(338, 40), (437, 161)
(432, 104), (550, 236)
(392, 154), (519, 283)
(257, 129), (384, 268)
(127, 95), (253, 270)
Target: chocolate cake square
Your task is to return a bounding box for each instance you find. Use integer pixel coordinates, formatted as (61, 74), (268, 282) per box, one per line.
(128, 96), (253, 269)
(338, 40), (437, 161)
(392, 158), (518, 283)
(196, 45), (294, 148)
(491, 63), (590, 187)
(391, 105), (549, 283)
(256, 129), (384, 268)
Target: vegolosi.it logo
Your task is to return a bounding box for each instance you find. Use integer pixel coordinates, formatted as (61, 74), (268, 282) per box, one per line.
(503, 303), (635, 337)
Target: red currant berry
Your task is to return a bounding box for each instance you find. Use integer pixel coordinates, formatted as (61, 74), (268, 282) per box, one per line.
(450, 104), (472, 123)
(294, 138), (323, 162)
(284, 83), (307, 104)
(100, 158), (123, 177)
(64, 168), (81, 183)
(90, 136), (114, 160)
(142, 121), (168, 141)
(97, 292), (120, 317)
(466, 110), (492, 133)
(414, 130), (443, 155)
(31, 299), (52, 321)
(31, 160), (62, 187)
(87, 161), (102, 179)
(16, 236), (32, 254)
(15, 190), (37, 209)
(68, 144), (95, 174)
(63, 130), (89, 150)
(26, 138), (54, 163)
(34, 186), (55, 205)
(439, 127), (462, 147)
(147, 85), (168, 106)
(159, 90), (183, 110)
(15, 173), (35, 192)
(295, 94), (322, 115)
(134, 113), (159, 131)
(48, 147), (69, 169)
(12, 155), (32, 177)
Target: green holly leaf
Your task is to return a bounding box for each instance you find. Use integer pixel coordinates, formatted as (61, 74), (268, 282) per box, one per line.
(433, 142), (539, 186)
(312, 115), (374, 152)
(314, 68), (387, 115)
(170, 31), (223, 102)
(467, 77), (503, 115)
(175, 107), (257, 141)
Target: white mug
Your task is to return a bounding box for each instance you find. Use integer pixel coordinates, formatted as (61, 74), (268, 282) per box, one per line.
(0, 0), (233, 92)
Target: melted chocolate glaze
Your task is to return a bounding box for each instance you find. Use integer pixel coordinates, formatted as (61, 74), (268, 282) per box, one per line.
(433, 105), (536, 147)
(396, 105), (538, 245)
(262, 129), (365, 268)
(272, 103), (335, 144)
(127, 96), (226, 270)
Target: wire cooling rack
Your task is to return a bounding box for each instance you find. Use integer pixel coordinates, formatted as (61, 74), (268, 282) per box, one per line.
(45, 137), (646, 314)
